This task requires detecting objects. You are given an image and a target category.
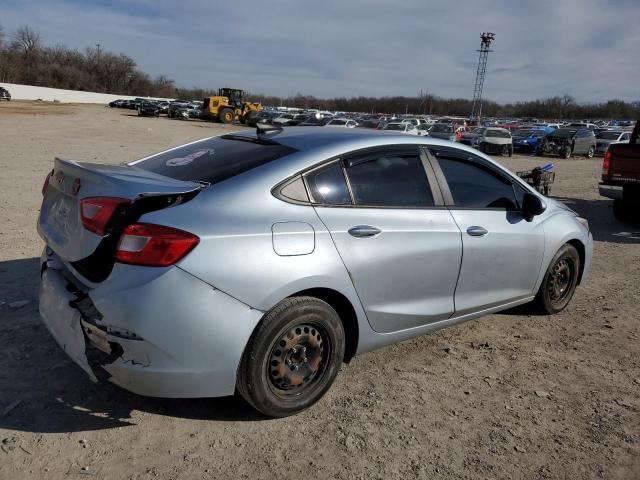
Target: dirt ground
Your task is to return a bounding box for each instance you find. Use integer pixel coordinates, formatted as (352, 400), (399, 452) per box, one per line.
(0, 102), (638, 480)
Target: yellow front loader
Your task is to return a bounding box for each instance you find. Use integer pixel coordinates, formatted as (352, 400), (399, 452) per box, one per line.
(201, 88), (262, 124)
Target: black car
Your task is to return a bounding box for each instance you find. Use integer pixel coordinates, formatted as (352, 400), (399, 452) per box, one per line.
(246, 110), (277, 127)
(137, 101), (160, 117)
(167, 101), (191, 119)
(0, 87), (11, 101)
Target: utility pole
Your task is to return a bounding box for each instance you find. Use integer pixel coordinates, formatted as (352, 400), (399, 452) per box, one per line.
(470, 32), (495, 125)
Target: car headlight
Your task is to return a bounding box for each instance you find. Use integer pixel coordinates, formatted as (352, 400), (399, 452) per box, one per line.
(576, 217), (589, 231)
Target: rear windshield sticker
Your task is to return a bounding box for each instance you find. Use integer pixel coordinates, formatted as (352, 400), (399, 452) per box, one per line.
(166, 149), (214, 167)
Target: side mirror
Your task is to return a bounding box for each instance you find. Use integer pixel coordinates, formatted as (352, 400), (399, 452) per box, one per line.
(522, 192), (545, 221)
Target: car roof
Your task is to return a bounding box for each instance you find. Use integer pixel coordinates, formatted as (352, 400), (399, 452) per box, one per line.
(228, 126), (467, 153)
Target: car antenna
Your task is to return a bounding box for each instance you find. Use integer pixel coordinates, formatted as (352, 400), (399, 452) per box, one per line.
(256, 123), (283, 135)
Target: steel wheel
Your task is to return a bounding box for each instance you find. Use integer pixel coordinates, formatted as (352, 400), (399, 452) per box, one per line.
(237, 296), (345, 417)
(267, 323), (329, 396)
(534, 244), (580, 314)
(548, 257), (575, 306)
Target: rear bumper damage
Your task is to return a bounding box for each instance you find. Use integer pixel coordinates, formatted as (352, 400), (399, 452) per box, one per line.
(39, 248), (264, 398)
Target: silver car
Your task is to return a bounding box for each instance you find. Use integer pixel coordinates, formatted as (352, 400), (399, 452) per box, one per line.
(38, 127), (593, 417)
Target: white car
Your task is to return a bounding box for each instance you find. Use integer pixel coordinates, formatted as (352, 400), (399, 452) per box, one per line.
(271, 114), (296, 125)
(383, 122), (419, 135)
(325, 119), (358, 128)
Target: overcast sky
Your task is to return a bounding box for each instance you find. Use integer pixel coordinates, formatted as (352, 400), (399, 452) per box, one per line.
(1, 0), (638, 102)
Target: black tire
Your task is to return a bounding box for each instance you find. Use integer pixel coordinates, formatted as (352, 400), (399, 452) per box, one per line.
(613, 199), (635, 223)
(585, 146), (595, 158)
(237, 296), (345, 417)
(561, 146), (572, 159)
(508, 145), (513, 157)
(479, 142), (486, 154)
(219, 108), (235, 124)
(533, 244), (580, 314)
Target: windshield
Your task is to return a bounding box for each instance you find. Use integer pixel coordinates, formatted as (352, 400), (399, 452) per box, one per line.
(329, 119), (347, 125)
(552, 129), (577, 138)
(135, 136), (298, 184)
(384, 123), (405, 131)
(431, 124), (453, 133)
(485, 129), (511, 138)
(597, 131), (622, 140)
(513, 129), (534, 137)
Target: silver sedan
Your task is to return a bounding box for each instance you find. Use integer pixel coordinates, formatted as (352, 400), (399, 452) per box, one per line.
(38, 127), (592, 417)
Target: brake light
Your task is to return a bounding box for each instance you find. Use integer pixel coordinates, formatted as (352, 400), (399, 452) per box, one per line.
(115, 223), (199, 267)
(42, 169), (54, 196)
(80, 197), (129, 235)
(602, 150), (611, 176)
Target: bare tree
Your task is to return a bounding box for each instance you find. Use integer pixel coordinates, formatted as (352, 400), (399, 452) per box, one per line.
(12, 25), (41, 54)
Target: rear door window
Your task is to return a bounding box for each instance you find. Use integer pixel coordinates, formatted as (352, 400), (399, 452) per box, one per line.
(343, 148), (434, 207)
(134, 135), (297, 184)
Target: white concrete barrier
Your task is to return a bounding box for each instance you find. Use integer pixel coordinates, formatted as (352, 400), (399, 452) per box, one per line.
(0, 83), (171, 104)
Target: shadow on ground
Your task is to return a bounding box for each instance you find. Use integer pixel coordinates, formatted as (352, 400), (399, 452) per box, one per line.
(0, 257), (265, 435)
(552, 196), (640, 244)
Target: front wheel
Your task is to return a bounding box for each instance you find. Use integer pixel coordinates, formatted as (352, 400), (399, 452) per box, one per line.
(560, 146), (572, 159)
(533, 244), (580, 314)
(237, 297), (345, 417)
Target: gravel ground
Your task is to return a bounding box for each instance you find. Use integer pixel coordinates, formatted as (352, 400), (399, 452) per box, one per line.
(0, 102), (638, 480)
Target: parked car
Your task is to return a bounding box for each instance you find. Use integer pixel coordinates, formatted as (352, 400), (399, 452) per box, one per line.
(461, 127), (513, 156)
(325, 118), (358, 128)
(108, 99), (125, 108)
(167, 101), (191, 119)
(271, 113), (297, 126)
(246, 110), (277, 127)
(595, 130), (631, 155)
(428, 123), (456, 141)
(537, 128), (596, 159)
(357, 119), (382, 129)
(0, 87), (11, 101)
(382, 122), (418, 135)
(37, 127), (592, 417)
(512, 128), (553, 153)
(599, 120), (639, 222)
(137, 101), (160, 117)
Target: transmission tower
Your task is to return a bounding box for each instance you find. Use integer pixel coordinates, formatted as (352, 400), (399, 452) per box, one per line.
(470, 32), (495, 125)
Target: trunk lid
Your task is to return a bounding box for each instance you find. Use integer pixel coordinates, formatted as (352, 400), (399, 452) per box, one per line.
(38, 158), (201, 263)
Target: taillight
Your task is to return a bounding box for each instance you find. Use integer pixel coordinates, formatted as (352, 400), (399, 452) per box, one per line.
(115, 223), (199, 267)
(80, 197), (129, 235)
(602, 150), (611, 177)
(42, 169), (54, 196)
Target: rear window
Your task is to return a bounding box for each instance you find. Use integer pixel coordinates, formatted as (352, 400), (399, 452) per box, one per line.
(485, 129), (511, 138)
(135, 135), (297, 184)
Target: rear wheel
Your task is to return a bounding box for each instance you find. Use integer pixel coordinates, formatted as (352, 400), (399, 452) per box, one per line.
(561, 146), (572, 159)
(585, 146), (595, 158)
(237, 297), (345, 417)
(219, 108), (235, 124)
(533, 244), (580, 314)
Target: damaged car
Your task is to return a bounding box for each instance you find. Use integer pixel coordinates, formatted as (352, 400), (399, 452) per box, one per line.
(38, 127), (592, 417)
(458, 127), (513, 156)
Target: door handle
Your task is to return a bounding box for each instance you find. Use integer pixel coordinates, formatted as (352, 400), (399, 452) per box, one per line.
(466, 226), (488, 237)
(348, 225), (382, 238)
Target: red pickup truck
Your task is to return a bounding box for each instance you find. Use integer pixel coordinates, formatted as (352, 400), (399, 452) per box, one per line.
(599, 121), (639, 222)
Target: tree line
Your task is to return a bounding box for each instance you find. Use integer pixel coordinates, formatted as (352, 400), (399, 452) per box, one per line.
(1, 25), (638, 119)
